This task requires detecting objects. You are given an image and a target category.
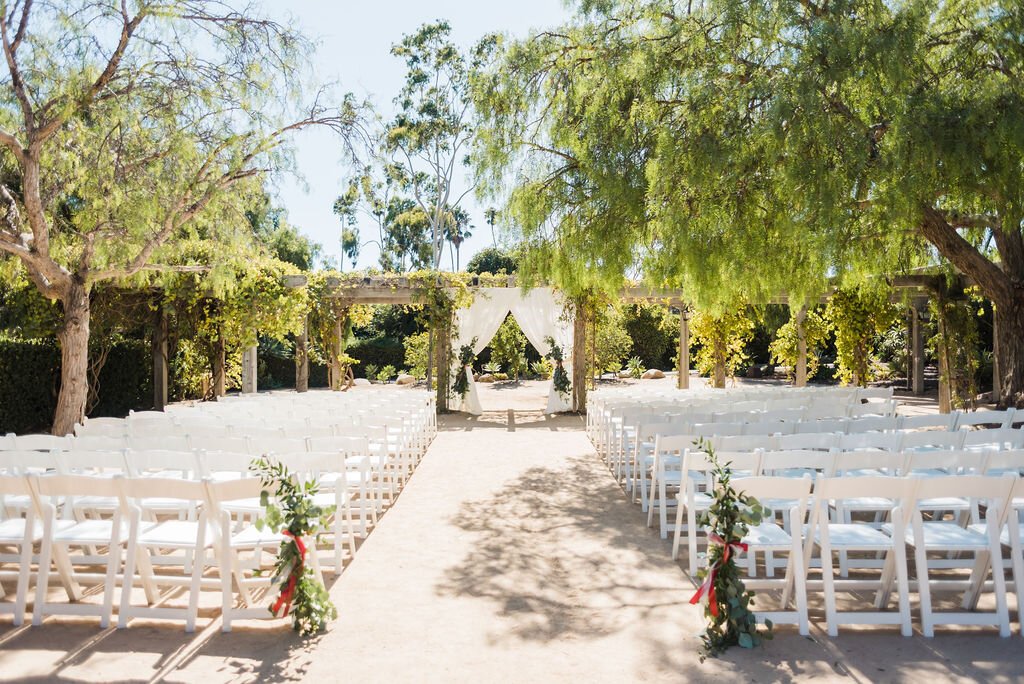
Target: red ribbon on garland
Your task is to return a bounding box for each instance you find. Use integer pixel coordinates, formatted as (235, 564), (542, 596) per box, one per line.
(689, 533), (748, 617)
(272, 530), (307, 618)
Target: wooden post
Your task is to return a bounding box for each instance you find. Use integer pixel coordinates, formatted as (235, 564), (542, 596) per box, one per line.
(212, 330), (226, 398)
(912, 301), (925, 396)
(295, 317), (309, 393)
(677, 308), (690, 389)
(241, 345), (258, 394)
(434, 315), (451, 412)
(795, 307), (808, 387)
(331, 318), (343, 391)
(572, 301), (588, 412)
(152, 303), (168, 410)
(936, 310), (951, 413)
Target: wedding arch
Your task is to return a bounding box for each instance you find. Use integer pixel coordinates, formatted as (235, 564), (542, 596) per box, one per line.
(451, 287), (573, 415)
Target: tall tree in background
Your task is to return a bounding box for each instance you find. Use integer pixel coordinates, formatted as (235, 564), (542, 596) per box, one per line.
(444, 206), (473, 270)
(387, 21), (483, 270)
(0, 1), (358, 433)
(474, 0), (1024, 406)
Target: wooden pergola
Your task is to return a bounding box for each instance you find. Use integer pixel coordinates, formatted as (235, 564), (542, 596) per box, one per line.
(190, 272), (970, 415)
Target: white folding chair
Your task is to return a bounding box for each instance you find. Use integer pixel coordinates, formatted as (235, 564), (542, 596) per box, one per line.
(1001, 477), (1024, 635)
(777, 432), (840, 451)
(118, 477), (215, 632)
(955, 409), (1015, 430)
(0, 475), (40, 626)
(732, 474), (813, 635)
(30, 474), (129, 628)
(899, 414), (956, 431)
(806, 475), (914, 636)
(899, 475), (1014, 637)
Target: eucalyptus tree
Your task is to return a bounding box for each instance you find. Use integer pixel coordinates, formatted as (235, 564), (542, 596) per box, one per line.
(0, 1), (360, 433)
(475, 0), (1024, 406)
(387, 21), (488, 270)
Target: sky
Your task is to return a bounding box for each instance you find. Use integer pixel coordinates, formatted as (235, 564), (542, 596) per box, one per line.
(267, 1), (574, 271)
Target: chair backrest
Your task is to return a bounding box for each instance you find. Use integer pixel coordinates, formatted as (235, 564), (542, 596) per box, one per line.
(983, 449), (1024, 475)
(120, 476), (208, 510)
(31, 473), (124, 516)
(898, 430), (965, 451)
(231, 425), (286, 440)
(910, 474), (1014, 513)
(777, 432), (839, 451)
(256, 436), (309, 457)
(899, 413), (955, 431)
(955, 409), (1015, 430)
(759, 449), (837, 477)
(847, 416), (900, 433)
(680, 448), (761, 478)
(814, 475), (913, 509)
(712, 434), (777, 453)
(0, 473), (34, 498)
(839, 432), (902, 452)
(204, 476), (264, 509)
(15, 434), (70, 451)
(796, 419), (848, 434)
(833, 449), (906, 476)
(0, 449), (63, 475)
(962, 428), (1024, 450)
(694, 423), (743, 438)
(62, 449), (128, 474)
(732, 474), (813, 516)
(190, 435), (251, 455)
(70, 435), (128, 452)
(742, 421), (795, 436)
(904, 449), (987, 475)
(74, 417), (128, 438)
(636, 421), (692, 442)
(130, 435), (191, 453)
(195, 450), (256, 478)
(125, 449), (195, 477)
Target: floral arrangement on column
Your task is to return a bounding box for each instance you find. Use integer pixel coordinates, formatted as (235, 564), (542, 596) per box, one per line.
(452, 337), (478, 400)
(690, 440), (772, 660)
(544, 335), (571, 401)
(251, 457), (338, 636)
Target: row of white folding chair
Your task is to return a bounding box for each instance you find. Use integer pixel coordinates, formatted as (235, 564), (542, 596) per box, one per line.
(2, 473), (334, 632)
(669, 468), (1021, 637)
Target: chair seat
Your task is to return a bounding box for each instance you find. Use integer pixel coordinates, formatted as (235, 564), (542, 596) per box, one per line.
(883, 521), (989, 549)
(310, 491), (351, 508)
(917, 496), (970, 510)
(223, 498), (264, 515)
(837, 496), (893, 511)
(319, 471), (364, 488)
(813, 523), (895, 549)
(72, 495), (120, 511)
(0, 495), (31, 511)
(137, 520), (214, 548)
(230, 524), (284, 548)
(53, 518), (138, 545)
(0, 518), (43, 542)
(967, 523), (1018, 547)
(675, 492), (713, 508)
(742, 522), (792, 548)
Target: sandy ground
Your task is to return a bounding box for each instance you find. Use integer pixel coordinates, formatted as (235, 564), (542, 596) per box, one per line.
(1, 378), (1023, 682)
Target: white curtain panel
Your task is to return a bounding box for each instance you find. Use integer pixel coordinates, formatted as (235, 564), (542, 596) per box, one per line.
(452, 287), (575, 416)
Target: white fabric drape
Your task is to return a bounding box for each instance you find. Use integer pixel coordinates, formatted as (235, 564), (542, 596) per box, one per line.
(451, 287), (573, 415)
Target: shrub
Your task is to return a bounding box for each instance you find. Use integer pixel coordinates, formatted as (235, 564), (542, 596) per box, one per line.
(404, 331), (430, 379)
(690, 309), (755, 388)
(768, 309), (829, 384)
(594, 305), (632, 374)
(0, 337), (60, 434)
(530, 358), (553, 379)
(626, 356), (645, 379)
(623, 303), (676, 369)
(378, 364), (397, 382)
(363, 364), (379, 383)
(90, 340), (152, 417)
(491, 316), (527, 380)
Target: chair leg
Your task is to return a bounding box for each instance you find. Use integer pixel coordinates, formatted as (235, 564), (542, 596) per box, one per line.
(820, 537), (839, 637)
(671, 498), (685, 561)
(13, 535), (32, 626)
(118, 537), (138, 629)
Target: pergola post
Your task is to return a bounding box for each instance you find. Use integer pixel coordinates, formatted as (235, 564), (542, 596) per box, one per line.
(794, 307), (808, 387)
(330, 317), (343, 390)
(677, 306), (690, 390)
(295, 316), (309, 393)
(151, 303), (168, 410)
(936, 311), (952, 414)
(213, 330), (226, 398)
(435, 318), (451, 412)
(911, 300), (926, 396)
(572, 301), (588, 412)
(241, 344), (258, 394)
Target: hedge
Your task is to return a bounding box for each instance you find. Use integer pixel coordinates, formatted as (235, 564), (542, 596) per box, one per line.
(0, 337), (152, 434)
(347, 336), (406, 378)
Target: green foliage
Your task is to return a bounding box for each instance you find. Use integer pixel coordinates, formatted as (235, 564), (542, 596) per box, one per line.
(876, 323), (909, 379)
(825, 289), (898, 387)
(404, 331), (431, 379)
(690, 310), (755, 388)
(89, 341), (153, 418)
(247, 196), (323, 271)
(623, 303), (677, 370)
(544, 336), (571, 400)
(626, 356), (645, 379)
(530, 358), (553, 380)
(929, 297), (981, 409)
(251, 457), (338, 637)
(377, 365), (397, 383)
(0, 338), (60, 434)
(594, 305), (632, 374)
(491, 316), (527, 381)
(694, 441), (772, 661)
(769, 310), (830, 384)
(466, 248), (518, 275)
(364, 364), (379, 382)
(347, 337), (406, 378)
(453, 338), (478, 399)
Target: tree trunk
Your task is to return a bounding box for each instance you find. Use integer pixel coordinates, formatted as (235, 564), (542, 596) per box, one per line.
(53, 281), (91, 435)
(994, 292), (1024, 408)
(295, 318), (309, 393)
(712, 338), (726, 389)
(572, 303), (588, 412)
(212, 332), (226, 397)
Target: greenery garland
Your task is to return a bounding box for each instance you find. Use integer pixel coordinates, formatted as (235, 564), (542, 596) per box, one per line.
(690, 308), (755, 388)
(692, 440), (772, 661)
(824, 288), (896, 387)
(453, 337), (478, 399)
(544, 335), (571, 400)
(251, 457), (338, 637)
(769, 308), (829, 384)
